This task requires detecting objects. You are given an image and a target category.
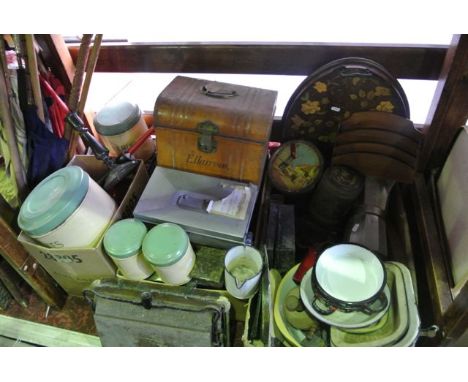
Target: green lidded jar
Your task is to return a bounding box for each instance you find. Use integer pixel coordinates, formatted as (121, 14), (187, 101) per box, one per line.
(93, 101), (155, 161)
(17, 166), (116, 248)
(103, 218), (153, 280)
(142, 223), (195, 285)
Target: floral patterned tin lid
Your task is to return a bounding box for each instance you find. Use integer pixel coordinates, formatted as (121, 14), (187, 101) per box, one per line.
(268, 140), (323, 194)
(281, 57), (410, 160)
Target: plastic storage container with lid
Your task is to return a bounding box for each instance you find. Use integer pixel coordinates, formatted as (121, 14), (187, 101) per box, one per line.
(18, 166), (117, 248)
(103, 218), (153, 280)
(93, 101), (155, 161)
(142, 223), (195, 285)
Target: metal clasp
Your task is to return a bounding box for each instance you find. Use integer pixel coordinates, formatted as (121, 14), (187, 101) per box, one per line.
(197, 120), (219, 153)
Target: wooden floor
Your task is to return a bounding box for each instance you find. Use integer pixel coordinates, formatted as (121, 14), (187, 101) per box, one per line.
(0, 335), (38, 347)
(0, 283), (100, 346)
(0, 284), (97, 336)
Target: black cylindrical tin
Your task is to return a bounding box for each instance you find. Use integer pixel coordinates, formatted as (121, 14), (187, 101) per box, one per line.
(308, 165), (364, 230)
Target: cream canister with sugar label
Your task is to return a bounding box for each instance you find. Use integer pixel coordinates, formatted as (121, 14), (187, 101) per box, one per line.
(142, 223), (195, 285)
(103, 218), (153, 280)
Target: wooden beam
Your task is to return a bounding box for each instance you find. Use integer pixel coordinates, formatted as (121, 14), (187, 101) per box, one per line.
(411, 174), (453, 326)
(419, 34), (468, 172)
(440, 282), (468, 345)
(68, 42), (447, 80)
(0, 218), (66, 308)
(35, 34), (75, 95)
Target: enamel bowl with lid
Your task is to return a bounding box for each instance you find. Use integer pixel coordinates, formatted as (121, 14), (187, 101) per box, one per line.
(300, 267), (390, 329)
(311, 243), (388, 315)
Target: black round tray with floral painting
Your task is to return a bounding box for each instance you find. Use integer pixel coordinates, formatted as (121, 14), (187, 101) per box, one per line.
(281, 57), (410, 160)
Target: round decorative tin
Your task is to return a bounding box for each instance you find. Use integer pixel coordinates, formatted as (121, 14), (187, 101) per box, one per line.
(281, 57), (410, 159)
(268, 140), (323, 194)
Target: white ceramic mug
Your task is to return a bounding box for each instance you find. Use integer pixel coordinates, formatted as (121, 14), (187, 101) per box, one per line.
(224, 245), (263, 300)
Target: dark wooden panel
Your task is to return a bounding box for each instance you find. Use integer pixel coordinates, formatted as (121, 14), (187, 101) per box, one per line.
(68, 42), (447, 80)
(441, 282), (468, 345)
(35, 34), (75, 94)
(419, 34), (468, 172)
(411, 174), (453, 327)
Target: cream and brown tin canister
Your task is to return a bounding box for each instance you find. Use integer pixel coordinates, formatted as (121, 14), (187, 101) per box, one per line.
(94, 101), (155, 161)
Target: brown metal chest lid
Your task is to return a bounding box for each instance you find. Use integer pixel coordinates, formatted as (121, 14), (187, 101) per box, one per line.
(154, 76), (278, 142)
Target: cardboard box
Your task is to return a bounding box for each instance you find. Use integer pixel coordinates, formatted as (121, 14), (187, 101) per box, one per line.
(18, 156), (149, 296)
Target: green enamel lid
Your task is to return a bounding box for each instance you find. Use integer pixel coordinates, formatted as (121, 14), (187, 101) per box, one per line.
(18, 166), (89, 236)
(103, 219), (148, 259)
(93, 101), (142, 136)
(142, 223), (189, 267)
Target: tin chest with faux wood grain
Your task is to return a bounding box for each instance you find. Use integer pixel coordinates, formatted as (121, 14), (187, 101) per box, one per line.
(154, 76), (278, 184)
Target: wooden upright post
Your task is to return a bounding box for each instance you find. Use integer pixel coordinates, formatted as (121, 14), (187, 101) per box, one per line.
(419, 34), (468, 173)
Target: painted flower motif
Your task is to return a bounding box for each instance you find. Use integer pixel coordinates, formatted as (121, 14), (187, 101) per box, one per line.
(374, 86), (391, 96)
(376, 101), (395, 112)
(313, 81), (327, 93)
(291, 114), (306, 127)
(301, 100), (321, 115)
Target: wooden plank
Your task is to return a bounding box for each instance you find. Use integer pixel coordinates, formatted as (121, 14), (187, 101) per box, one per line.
(35, 34), (75, 94)
(411, 174), (453, 326)
(440, 282), (468, 346)
(24, 35), (45, 123)
(0, 218), (66, 308)
(387, 185), (418, 299)
(0, 315), (101, 347)
(419, 34), (468, 172)
(68, 42), (447, 80)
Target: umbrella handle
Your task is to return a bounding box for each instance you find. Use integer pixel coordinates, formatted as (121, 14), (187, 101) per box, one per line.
(66, 112), (113, 168)
(40, 76), (70, 115)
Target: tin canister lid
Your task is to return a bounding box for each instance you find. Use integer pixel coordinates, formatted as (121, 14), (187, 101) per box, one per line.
(103, 219), (148, 259)
(93, 101), (142, 136)
(142, 223), (189, 267)
(268, 140), (323, 194)
(18, 166), (89, 236)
